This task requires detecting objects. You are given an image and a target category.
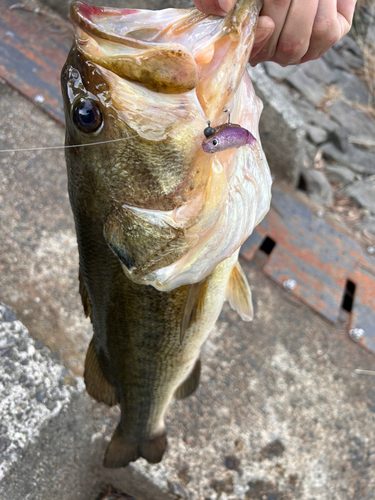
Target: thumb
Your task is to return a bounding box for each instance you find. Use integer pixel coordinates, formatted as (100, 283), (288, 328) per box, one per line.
(250, 16), (275, 61)
(194, 0), (236, 16)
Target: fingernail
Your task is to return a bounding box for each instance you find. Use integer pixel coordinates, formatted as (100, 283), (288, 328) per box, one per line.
(218, 0), (235, 13)
(254, 28), (272, 45)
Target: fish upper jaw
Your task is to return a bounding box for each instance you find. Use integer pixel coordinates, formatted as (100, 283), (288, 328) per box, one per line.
(70, 1), (200, 94)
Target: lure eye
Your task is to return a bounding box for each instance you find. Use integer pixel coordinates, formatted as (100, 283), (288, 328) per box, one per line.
(73, 99), (102, 133)
(212, 139), (218, 146)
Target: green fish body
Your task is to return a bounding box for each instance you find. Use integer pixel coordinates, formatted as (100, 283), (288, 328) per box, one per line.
(61, 0), (271, 467)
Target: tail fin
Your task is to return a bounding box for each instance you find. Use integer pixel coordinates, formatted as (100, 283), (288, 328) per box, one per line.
(103, 424), (168, 468)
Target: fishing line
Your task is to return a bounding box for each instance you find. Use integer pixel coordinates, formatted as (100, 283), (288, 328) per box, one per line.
(0, 135), (140, 154)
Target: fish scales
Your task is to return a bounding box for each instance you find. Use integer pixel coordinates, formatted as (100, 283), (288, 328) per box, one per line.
(61, 0), (271, 467)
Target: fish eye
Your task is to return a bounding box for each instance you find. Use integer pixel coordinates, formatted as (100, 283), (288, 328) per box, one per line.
(212, 138), (218, 146)
(73, 99), (102, 133)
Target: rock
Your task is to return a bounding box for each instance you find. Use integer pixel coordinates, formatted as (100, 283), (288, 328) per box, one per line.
(327, 101), (375, 142)
(263, 62), (296, 81)
(0, 303), (17, 323)
(295, 99), (338, 132)
(339, 49), (364, 70)
(300, 59), (336, 86)
(324, 165), (357, 185)
(248, 65), (313, 184)
(355, 215), (375, 237)
(335, 35), (363, 57)
(345, 178), (375, 214)
(224, 455), (241, 470)
(332, 70), (373, 105)
(354, 4), (375, 46)
(322, 47), (350, 71)
(328, 128), (351, 153)
(260, 439), (286, 460)
(306, 125), (328, 144)
(168, 481), (188, 499)
(299, 168), (334, 206)
(320, 142), (375, 176)
(285, 68), (326, 104)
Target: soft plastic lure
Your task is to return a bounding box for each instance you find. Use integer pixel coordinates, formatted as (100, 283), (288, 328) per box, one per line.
(202, 115), (257, 153)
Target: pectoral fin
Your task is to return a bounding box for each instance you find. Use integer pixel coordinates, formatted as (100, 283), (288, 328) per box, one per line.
(174, 359), (201, 400)
(226, 261), (253, 321)
(104, 206), (188, 281)
(84, 339), (118, 407)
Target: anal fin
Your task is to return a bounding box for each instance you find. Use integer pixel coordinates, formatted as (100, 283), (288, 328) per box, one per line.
(180, 280), (208, 343)
(79, 270), (91, 319)
(174, 358), (201, 400)
(226, 261), (253, 321)
(84, 339), (118, 407)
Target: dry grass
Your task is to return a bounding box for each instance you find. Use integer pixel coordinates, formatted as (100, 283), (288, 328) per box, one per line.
(355, 40), (375, 99)
(316, 85), (344, 110)
(326, 191), (369, 234)
(317, 83), (375, 119)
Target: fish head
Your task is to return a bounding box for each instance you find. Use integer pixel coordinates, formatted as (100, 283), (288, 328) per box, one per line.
(61, 43), (204, 218)
(62, 0), (271, 290)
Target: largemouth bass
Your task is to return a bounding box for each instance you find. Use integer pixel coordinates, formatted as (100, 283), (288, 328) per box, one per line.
(61, 0), (271, 468)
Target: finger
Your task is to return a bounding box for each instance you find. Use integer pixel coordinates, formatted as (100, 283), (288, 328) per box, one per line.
(251, 0), (293, 64)
(300, 0), (355, 63)
(335, 0), (357, 47)
(250, 16), (275, 60)
(273, 0), (319, 65)
(194, 0), (235, 16)
(337, 0), (357, 25)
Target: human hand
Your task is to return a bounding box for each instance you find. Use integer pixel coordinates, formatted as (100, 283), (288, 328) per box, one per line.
(193, 0), (357, 66)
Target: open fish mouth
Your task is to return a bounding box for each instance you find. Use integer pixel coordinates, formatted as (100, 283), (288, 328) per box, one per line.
(69, 0), (271, 291)
(70, 2), (203, 94)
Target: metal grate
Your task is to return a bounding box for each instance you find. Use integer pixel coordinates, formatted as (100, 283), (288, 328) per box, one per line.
(241, 186), (375, 355)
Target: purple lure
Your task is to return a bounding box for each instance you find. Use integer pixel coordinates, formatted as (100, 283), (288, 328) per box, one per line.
(202, 122), (257, 154)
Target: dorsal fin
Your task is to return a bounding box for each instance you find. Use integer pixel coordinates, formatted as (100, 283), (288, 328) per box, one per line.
(180, 280), (208, 343)
(226, 261), (253, 321)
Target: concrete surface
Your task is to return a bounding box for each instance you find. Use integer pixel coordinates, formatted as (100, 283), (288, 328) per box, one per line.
(0, 78), (91, 376)
(1, 260), (375, 499)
